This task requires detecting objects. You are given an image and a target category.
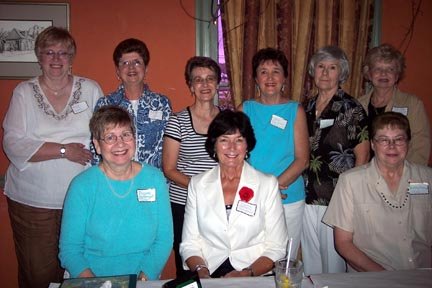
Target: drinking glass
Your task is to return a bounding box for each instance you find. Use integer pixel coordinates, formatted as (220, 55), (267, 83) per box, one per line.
(274, 259), (303, 288)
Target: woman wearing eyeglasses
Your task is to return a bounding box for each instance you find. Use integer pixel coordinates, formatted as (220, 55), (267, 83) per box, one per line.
(162, 56), (220, 277)
(2, 27), (103, 288)
(323, 112), (432, 272)
(358, 44), (430, 165)
(92, 38), (172, 168)
(59, 106), (173, 280)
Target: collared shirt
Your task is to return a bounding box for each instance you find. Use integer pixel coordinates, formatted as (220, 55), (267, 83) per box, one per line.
(358, 88), (431, 165)
(303, 88), (369, 205)
(91, 84), (171, 168)
(323, 159), (432, 270)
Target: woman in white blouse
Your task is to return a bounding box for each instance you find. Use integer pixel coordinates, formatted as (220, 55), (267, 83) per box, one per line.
(2, 26), (102, 288)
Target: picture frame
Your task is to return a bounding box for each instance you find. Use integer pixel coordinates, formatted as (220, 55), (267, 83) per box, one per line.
(60, 274), (137, 288)
(0, 2), (69, 79)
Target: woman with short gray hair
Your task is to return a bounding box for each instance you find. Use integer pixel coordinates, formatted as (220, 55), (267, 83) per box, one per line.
(302, 45), (370, 275)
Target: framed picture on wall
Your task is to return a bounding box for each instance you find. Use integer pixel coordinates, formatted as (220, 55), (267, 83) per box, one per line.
(0, 2), (69, 79)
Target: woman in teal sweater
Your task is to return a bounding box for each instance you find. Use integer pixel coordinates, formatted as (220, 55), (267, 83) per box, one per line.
(59, 106), (173, 280)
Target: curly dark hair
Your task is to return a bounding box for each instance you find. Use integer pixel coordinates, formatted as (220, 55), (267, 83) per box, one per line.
(113, 38), (150, 67)
(205, 110), (256, 162)
(252, 47), (289, 78)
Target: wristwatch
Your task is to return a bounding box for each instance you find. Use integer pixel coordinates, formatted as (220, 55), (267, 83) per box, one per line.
(193, 264), (209, 273)
(60, 146), (66, 158)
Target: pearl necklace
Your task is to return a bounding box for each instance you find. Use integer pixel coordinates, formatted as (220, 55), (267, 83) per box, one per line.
(102, 165), (135, 199)
(40, 76), (71, 96)
(379, 191), (409, 209)
(104, 173), (135, 199)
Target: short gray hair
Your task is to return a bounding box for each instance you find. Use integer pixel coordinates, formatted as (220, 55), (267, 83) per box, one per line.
(308, 46), (350, 84)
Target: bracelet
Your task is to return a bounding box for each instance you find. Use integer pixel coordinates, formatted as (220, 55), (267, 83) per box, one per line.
(242, 265), (255, 276)
(193, 264), (209, 273)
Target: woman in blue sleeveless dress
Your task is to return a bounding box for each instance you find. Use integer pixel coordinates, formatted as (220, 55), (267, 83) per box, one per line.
(239, 48), (309, 260)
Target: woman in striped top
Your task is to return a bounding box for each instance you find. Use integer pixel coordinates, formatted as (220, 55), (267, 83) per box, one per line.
(162, 56), (221, 278)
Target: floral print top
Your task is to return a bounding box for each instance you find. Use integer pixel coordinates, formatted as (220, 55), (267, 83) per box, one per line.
(303, 88), (369, 205)
(91, 84), (171, 169)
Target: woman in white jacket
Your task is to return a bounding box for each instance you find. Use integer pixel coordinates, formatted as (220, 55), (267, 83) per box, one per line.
(180, 110), (287, 278)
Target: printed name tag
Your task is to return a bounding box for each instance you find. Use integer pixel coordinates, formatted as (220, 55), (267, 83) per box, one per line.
(408, 182), (429, 195)
(320, 119), (334, 129)
(137, 188), (156, 202)
(392, 106), (408, 116)
(236, 200), (257, 216)
(270, 114), (287, 129)
(71, 101), (89, 114)
(181, 282), (200, 288)
(149, 110), (163, 120)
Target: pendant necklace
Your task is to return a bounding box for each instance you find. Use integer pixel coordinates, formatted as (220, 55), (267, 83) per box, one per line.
(41, 76), (70, 96)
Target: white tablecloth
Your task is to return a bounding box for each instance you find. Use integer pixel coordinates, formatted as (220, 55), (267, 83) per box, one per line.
(139, 269), (432, 288)
(309, 269), (432, 288)
(50, 269), (432, 288)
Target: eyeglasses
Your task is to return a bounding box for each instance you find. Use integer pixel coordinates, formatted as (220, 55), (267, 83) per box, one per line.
(43, 50), (71, 60)
(373, 136), (407, 146)
(370, 67), (397, 75)
(192, 75), (217, 85)
(100, 131), (134, 145)
(118, 59), (144, 69)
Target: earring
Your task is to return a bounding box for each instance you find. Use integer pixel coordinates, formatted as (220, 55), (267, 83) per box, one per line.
(281, 85), (285, 93)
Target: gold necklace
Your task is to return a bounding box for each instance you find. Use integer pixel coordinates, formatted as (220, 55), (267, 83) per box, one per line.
(41, 76), (71, 96)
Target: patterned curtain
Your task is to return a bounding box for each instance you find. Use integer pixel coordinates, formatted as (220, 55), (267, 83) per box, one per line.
(221, 0), (375, 107)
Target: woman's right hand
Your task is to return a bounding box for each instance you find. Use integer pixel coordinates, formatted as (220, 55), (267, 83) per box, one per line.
(64, 143), (92, 165)
(197, 267), (211, 279)
(78, 268), (95, 278)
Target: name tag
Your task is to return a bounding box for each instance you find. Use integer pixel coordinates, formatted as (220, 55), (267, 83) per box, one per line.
(392, 106), (408, 116)
(137, 188), (156, 202)
(270, 114), (287, 129)
(149, 110), (163, 120)
(71, 101), (89, 114)
(181, 282), (200, 288)
(236, 200), (256, 216)
(408, 182), (429, 195)
(320, 119), (334, 129)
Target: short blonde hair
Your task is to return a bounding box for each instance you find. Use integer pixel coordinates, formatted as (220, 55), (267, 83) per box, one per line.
(34, 26), (76, 60)
(362, 43), (406, 81)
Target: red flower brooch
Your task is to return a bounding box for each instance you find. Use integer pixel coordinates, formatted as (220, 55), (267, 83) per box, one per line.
(239, 186), (254, 202)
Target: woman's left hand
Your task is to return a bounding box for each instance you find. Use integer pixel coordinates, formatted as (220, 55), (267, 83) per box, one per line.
(64, 143), (92, 165)
(223, 269), (251, 278)
(138, 271), (148, 281)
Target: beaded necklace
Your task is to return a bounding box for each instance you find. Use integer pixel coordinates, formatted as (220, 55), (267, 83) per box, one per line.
(379, 190), (409, 209)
